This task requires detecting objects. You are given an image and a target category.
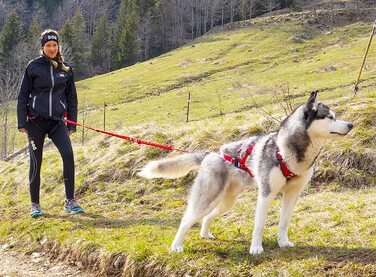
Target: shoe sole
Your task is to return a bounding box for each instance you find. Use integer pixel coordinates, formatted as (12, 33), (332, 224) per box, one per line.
(30, 212), (44, 218)
(64, 208), (84, 214)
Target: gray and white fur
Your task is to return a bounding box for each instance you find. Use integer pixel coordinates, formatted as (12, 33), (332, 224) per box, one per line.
(139, 91), (353, 255)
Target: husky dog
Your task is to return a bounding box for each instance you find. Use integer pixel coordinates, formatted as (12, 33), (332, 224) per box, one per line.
(139, 91), (353, 255)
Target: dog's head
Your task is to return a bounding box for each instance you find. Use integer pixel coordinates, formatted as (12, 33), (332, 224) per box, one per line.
(303, 90), (353, 138)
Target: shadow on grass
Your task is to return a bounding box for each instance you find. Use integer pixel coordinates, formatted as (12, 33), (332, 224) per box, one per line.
(45, 212), (181, 229)
(195, 238), (376, 266)
(44, 213), (375, 267)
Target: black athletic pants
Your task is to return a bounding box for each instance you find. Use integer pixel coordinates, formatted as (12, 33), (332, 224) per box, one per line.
(25, 117), (75, 204)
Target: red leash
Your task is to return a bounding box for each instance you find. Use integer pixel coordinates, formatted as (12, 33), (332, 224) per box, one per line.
(64, 119), (189, 153)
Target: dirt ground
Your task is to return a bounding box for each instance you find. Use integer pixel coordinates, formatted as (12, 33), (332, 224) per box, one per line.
(0, 244), (93, 277)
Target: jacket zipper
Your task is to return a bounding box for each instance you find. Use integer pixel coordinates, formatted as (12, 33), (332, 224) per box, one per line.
(32, 96), (37, 109)
(60, 100), (66, 110)
(49, 64), (54, 116)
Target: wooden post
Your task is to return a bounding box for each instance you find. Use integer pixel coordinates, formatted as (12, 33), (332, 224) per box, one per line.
(354, 19), (376, 93)
(186, 92), (191, 123)
(82, 111), (85, 146)
(104, 102), (107, 131)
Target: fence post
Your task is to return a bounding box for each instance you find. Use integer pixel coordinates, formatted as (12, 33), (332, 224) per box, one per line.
(186, 92), (191, 122)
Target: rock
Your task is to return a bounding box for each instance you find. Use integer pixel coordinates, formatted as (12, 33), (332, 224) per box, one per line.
(325, 31), (332, 35)
(40, 238), (48, 245)
(291, 34), (311, 43)
(290, 35), (302, 43)
(31, 252), (42, 258)
(291, 48), (299, 52)
(324, 65), (337, 71)
(1, 244), (11, 251)
(76, 261), (83, 269)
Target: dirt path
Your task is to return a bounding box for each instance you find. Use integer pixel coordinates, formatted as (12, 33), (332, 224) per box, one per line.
(0, 244), (93, 277)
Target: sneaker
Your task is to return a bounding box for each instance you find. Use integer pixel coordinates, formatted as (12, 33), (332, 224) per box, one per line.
(30, 203), (44, 218)
(64, 198), (84, 214)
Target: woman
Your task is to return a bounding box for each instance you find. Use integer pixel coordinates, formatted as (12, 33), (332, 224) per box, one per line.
(17, 29), (83, 217)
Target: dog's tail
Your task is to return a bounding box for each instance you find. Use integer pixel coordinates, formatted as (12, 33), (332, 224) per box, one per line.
(138, 152), (209, 179)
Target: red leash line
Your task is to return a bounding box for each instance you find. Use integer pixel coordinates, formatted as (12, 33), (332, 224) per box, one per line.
(64, 119), (189, 153)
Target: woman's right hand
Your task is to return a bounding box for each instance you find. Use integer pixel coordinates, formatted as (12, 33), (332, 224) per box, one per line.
(18, 128), (26, 133)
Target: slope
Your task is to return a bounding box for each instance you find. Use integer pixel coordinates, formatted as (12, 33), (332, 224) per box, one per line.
(1, 12), (375, 276)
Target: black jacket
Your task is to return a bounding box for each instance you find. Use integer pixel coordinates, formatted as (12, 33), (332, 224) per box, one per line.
(17, 56), (78, 131)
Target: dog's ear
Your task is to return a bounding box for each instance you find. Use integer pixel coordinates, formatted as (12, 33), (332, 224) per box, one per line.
(305, 90), (319, 111)
(303, 90), (319, 120)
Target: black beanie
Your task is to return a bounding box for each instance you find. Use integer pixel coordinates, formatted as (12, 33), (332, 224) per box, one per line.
(41, 32), (59, 47)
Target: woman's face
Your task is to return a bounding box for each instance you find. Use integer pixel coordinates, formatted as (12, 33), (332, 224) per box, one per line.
(43, 41), (59, 59)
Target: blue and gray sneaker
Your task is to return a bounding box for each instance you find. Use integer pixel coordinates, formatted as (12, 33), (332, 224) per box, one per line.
(30, 203), (44, 218)
(64, 198), (84, 214)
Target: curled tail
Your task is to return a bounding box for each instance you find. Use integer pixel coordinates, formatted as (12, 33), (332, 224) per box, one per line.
(138, 152), (209, 179)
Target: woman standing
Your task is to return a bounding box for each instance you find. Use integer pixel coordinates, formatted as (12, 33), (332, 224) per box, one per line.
(17, 29), (83, 217)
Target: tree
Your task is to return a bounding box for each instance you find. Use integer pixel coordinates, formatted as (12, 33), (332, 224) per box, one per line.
(262, 0), (281, 13)
(228, 0), (239, 23)
(249, 0), (259, 19)
(239, 0), (249, 20)
(81, 0), (113, 36)
(91, 15), (112, 73)
(135, 0), (157, 61)
(27, 17), (42, 45)
(115, 0), (139, 68)
(0, 65), (22, 160)
(61, 8), (90, 79)
(0, 12), (24, 65)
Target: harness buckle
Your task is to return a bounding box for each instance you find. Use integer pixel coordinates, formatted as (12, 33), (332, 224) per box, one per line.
(233, 158), (240, 168)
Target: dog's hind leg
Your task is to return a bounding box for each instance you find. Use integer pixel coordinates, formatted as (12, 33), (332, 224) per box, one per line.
(200, 198), (235, 239)
(200, 183), (243, 239)
(170, 207), (203, 253)
(170, 198), (221, 253)
(170, 163), (229, 253)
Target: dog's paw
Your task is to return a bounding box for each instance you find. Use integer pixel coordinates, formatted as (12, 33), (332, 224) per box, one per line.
(200, 232), (216, 239)
(278, 240), (295, 248)
(249, 245), (264, 255)
(170, 244), (184, 253)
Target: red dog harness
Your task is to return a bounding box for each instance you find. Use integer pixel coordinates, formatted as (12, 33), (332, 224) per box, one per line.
(222, 144), (297, 180)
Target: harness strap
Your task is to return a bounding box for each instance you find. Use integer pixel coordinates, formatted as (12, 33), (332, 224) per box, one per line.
(276, 148), (297, 180)
(222, 144), (297, 180)
(222, 144), (255, 177)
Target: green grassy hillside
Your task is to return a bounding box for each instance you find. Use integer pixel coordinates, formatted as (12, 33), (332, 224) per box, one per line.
(1, 14), (375, 276)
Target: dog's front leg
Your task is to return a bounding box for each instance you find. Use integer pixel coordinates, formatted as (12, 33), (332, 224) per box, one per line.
(278, 185), (304, 248)
(250, 191), (277, 255)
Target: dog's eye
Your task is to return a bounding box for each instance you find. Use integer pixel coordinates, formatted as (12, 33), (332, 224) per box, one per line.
(327, 116), (335, 120)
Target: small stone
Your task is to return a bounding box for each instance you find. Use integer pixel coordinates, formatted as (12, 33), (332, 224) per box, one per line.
(31, 252), (42, 258)
(51, 265), (63, 271)
(1, 244), (10, 251)
(290, 35), (302, 43)
(324, 65), (337, 71)
(40, 238), (48, 245)
(76, 261), (83, 268)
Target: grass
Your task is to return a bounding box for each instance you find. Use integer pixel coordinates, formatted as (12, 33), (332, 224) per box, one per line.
(1, 14), (376, 276)
(7, 19), (376, 147)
